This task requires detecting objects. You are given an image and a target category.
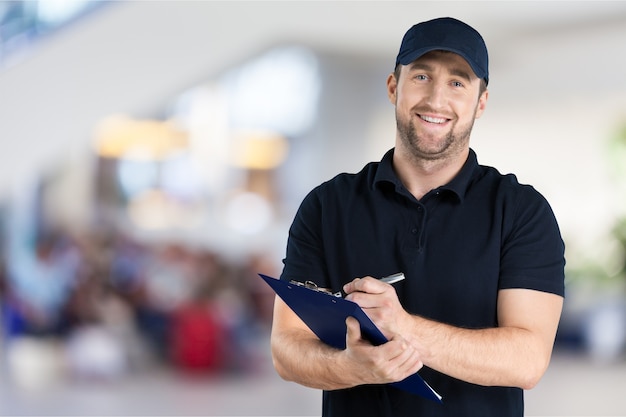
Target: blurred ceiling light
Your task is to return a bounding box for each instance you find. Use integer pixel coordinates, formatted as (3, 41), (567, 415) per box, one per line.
(231, 129), (289, 170)
(93, 115), (188, 160)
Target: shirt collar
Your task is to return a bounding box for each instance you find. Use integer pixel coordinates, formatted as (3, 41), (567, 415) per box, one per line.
(440, 148), (478, 202)
(374, 148), (479, 203)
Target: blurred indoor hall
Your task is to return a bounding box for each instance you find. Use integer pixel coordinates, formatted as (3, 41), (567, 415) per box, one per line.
(2, 1), (626, 416)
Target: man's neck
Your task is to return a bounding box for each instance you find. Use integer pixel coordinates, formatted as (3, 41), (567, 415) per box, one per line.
(392, 147), (469, 201)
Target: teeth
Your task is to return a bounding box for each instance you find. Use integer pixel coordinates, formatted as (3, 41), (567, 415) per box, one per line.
(420, 115), (447, 124)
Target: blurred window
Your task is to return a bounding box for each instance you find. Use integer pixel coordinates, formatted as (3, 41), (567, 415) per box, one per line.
(220, 46), (321, 137)
(0, 0), (106, 68)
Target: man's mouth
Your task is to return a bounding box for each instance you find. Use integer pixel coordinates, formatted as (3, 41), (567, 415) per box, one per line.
(419, 114), (448, 124)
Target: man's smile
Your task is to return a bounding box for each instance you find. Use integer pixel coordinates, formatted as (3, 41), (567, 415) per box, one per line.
(418, 114), (449, 124)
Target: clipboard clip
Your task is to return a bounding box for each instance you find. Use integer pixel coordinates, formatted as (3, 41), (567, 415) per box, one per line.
(289, 273), (405, 299)
(289, 280), (343, 298)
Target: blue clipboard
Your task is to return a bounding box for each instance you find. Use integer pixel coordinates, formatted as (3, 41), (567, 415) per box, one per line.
(259, 273), (442, 403)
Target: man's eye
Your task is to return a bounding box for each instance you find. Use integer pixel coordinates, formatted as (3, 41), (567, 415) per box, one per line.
(452, 81), (464, 87)
(415, 74), (428, 81)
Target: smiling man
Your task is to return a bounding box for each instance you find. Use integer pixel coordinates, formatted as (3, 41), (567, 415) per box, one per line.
(271, 17), (565, 417)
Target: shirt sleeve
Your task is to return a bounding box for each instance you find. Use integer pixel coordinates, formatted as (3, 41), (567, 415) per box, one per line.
(280, 185), (330, 287)
(498, 183), (565, 297)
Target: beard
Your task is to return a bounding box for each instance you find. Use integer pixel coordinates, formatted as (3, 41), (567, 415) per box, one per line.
(396, 108), (476, 162)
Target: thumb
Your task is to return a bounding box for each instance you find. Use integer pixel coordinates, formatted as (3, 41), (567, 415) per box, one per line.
(345, 316), (362, 345)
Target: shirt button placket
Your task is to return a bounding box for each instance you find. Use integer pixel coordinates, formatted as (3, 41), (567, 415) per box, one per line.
(415, 204), (426, 252)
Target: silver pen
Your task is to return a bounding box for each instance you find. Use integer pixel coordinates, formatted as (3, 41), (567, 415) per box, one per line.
(380, 272), (405, 285)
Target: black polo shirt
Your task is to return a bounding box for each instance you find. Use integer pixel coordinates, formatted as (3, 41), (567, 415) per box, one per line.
(281, 148), (565, 417)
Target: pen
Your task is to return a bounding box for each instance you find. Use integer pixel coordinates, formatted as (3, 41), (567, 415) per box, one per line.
(380, 272), (405, 285)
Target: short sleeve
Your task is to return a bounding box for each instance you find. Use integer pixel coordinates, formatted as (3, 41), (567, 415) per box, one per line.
(499, 185), (565, 296)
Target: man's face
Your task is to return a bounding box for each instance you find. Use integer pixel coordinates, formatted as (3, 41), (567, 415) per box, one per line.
(387, 50), (488, 162)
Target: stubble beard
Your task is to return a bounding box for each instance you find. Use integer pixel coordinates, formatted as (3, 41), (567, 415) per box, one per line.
(396, 109), (475, 163)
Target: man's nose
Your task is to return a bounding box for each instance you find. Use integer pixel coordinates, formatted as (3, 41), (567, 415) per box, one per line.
(424, 82), (447, 109)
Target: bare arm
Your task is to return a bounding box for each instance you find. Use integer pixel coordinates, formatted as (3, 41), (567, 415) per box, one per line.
(415, 288), (562, 389)
(270, 295), (423, 390)
(344, 278), (563, 389)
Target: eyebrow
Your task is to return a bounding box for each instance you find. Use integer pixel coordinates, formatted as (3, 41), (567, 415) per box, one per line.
(407, 61), (473, 83)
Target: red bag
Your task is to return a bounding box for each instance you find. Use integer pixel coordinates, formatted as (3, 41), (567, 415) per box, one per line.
(170, 304), (225, 372)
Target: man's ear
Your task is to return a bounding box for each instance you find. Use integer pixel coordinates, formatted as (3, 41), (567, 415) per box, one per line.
(386, 73), (398, 104)
(475, 89), (489, 119)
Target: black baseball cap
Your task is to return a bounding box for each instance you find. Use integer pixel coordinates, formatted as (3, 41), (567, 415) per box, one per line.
(395, 17), (489, 85)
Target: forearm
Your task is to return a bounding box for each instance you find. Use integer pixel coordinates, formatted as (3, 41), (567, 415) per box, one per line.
(271, 327), (357, 390)
(405, 315), (550, 389)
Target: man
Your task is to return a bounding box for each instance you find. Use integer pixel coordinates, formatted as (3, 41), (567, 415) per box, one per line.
(270, 17), (565, 417)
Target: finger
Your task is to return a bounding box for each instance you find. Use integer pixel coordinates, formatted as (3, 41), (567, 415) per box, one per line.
(344, 277), (389, 300)
(345, 316), (362, 345)
(389, 337), (423, 374)
(342, 277), (362, 295)
(399, 348), (423, 376)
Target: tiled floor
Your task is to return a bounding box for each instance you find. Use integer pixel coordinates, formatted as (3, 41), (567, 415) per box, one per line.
(0, 342), (624, 416)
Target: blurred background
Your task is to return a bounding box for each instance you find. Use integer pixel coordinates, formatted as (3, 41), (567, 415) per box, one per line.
(0, 1), (626, 415)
